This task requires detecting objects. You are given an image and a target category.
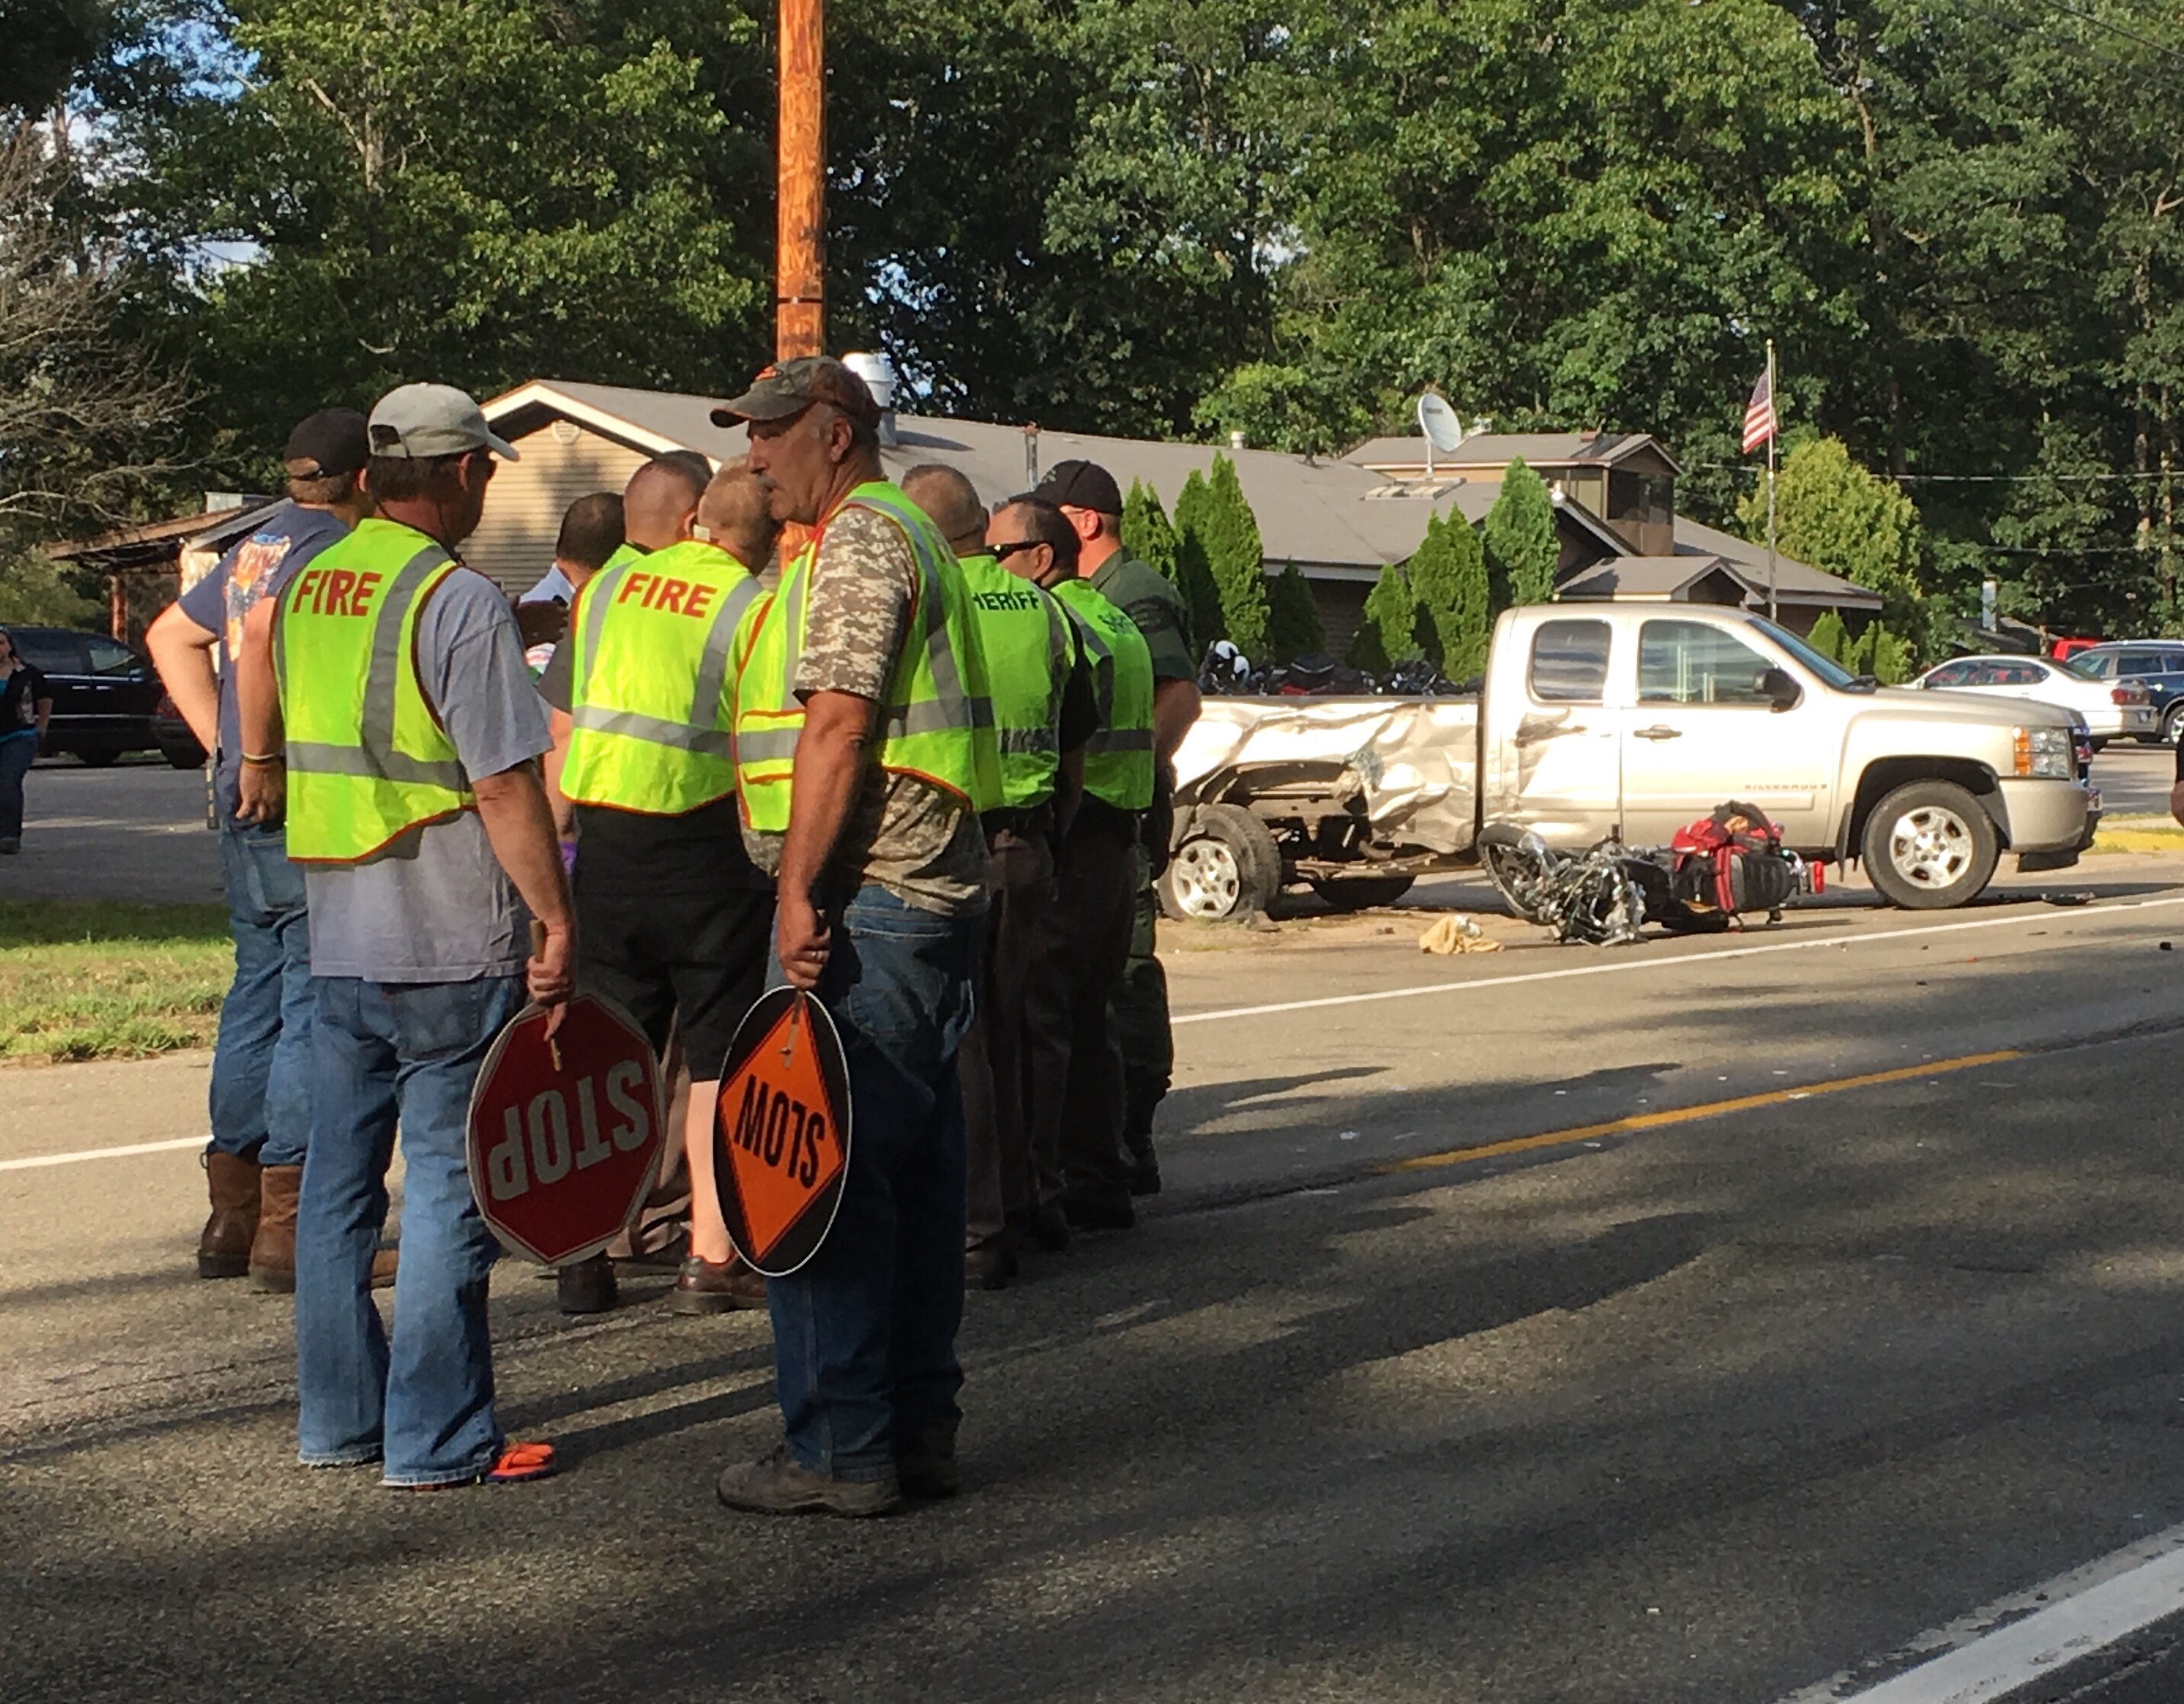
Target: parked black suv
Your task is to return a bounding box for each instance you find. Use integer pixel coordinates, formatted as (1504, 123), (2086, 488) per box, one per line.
(5, 626), (169, 765)
(2073, 642), (2184, 744)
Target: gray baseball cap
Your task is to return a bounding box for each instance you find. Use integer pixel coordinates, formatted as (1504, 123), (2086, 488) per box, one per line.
(366, 382), (519, 461)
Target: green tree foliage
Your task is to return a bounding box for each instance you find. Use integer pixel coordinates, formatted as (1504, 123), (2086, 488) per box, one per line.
(1264, 562), (1325, 662)
(1196, 454), (1270, 660)
(1804, 610), (1849, 663)
(1870, 625), (1913, 686)
(1407, 512), (1491, 680)
(1347, 563), (1419, 673)
(1169, 470), (1226, 656)
(1482, 460), (1558, 610)
(1121, 479), (1178, 582)
(1841, 624), (1875, 676)
(1739, 438), (1925, 629)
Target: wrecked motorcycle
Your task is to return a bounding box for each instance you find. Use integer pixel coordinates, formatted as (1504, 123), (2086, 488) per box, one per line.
(1475, 819), (1816, 947)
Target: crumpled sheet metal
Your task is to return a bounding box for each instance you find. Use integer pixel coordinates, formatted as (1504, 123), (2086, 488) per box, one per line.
(1172, 696), (1481, 856)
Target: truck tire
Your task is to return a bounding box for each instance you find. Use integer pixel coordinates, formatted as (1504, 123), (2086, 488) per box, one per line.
(1159, 804), (1280, 922)
(1308, 874), (1416, 913)
(1860, 779), (2000, 910)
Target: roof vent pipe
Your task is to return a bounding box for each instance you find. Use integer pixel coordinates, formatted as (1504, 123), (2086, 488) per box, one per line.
(840, 350), (900, 447)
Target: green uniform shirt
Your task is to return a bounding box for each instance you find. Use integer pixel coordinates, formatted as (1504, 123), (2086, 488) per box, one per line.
(1087, 552), (1194, 683)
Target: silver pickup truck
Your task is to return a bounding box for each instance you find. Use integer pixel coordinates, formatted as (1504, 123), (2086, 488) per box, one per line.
(1165, 604), (2097, 919)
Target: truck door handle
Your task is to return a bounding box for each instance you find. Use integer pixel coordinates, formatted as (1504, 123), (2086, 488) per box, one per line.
(1632, 725), (1682, 741)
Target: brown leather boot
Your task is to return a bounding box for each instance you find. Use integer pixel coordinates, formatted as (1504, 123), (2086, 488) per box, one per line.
(198, 1151), (260, 1279)
(249, 1164), (301, 1292)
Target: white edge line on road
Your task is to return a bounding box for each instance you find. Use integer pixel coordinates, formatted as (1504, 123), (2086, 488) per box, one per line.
(1173, 895), (2184, 1027)
(0, 1135), (206, 1173)
(1779, 1522), (2184, 1703)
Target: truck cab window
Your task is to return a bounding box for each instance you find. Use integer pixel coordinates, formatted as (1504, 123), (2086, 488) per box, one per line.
(1529, 619), (1612, 703)
(1637, 620), (1775, 705)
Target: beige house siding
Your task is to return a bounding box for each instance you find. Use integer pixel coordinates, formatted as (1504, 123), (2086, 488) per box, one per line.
(464, 420), (649, 594)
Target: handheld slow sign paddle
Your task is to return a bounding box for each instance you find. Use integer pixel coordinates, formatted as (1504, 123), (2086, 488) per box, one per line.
(464, 991), (666, 1267)
(711, 987), (852, 1277)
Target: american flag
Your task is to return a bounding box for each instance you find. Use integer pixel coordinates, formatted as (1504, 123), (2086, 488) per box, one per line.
(1742, 366), (1777, 455)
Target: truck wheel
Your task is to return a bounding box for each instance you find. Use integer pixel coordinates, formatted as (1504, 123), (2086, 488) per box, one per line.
(2164, 703), (2184, 746)
(1860, 780), (1999, 910)
(1159, 804), (1280, 922)
(1308, 874), (1416, 913)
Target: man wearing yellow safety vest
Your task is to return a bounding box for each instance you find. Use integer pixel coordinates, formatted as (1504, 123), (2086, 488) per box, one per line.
(234, 383), (571, 1489)
(540, 459), (780, 1318)
(713, 356), (1000, 1518)
(900, 465), (1095, 1290)
(999, 495), (1159, 1235)
(1036, 460), (1202, 1206)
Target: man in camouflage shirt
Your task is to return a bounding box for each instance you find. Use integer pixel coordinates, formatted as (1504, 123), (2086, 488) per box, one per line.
(713, 357), (988, 1518)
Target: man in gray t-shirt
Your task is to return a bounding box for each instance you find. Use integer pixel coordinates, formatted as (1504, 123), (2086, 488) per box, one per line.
(238, 382), (575, 1490)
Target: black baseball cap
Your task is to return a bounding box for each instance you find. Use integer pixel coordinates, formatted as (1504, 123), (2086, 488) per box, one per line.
(1033, 459), (1123, 516)
(282, 407), (371, 479)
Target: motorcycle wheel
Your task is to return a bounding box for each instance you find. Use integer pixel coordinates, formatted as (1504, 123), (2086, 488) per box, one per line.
(1476, 825), (1557, 925)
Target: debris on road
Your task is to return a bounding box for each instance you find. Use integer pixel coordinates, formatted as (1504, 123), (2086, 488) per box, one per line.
(1419, 915), (1500, 954)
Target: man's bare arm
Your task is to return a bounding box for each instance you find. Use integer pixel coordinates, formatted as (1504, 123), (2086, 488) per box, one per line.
(1153, 676), (1201, 765)
(234, 596), (285, 822)
(774, 690), (879, 990)
(471, 761), (576, 1011)
(145, 604), (221, 752)
(544, 706), (577, 842)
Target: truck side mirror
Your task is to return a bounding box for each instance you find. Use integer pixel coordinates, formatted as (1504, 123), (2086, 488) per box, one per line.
(1762, 667), (1802, 712)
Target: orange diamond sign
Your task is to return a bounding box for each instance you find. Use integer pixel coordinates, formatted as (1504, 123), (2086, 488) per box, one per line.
(712, 988), (852, 1276)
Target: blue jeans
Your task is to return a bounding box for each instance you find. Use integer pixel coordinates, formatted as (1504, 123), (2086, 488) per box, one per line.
(0, 732), (33, 841)
(207, 819), (314, 1167)
(295, 974), (523, 1485)
(764, 887), (982, 1479)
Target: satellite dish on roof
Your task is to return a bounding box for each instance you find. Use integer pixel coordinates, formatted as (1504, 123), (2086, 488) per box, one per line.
(1417, 393), (1463, 453)
(1417, 393), (1462, 478)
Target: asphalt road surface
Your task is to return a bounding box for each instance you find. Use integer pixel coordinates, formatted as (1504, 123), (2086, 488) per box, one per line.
(16, 854), (2184, 1702)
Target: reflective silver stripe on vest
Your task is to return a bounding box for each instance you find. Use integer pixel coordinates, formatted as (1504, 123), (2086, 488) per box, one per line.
(285, 741), (473, 785)
(567, 705), (734, 757)
(289, 544), (469, 791)
(690, 575), (760, 728)
(736, 727), (802, 762)
(997, 726), (1059, 755)
(571, 556), (637, 708)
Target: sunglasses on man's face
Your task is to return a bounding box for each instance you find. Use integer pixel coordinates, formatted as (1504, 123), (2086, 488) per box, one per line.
(992, 539), (1044, 562)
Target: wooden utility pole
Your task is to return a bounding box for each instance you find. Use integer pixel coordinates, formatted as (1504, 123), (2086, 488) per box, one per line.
(776, 0), (825, 359)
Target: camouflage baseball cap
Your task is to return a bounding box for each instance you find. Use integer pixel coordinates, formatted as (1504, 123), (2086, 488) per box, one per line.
(711, 356), (881, 429)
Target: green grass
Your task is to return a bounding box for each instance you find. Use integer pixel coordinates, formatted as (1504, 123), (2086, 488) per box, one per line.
(0, 900), (233, 1062)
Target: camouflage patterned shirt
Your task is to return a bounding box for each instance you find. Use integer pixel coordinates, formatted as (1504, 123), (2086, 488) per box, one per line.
(769, 502), (988, 915)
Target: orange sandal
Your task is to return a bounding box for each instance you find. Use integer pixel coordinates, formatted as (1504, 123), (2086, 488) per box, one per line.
(483, 1441), (556, 1483)
(397, 1441), (556, 1489)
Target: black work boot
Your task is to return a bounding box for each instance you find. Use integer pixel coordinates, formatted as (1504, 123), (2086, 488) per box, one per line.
(895, 1426), (961, 1500)
(556, 1252), (618, 1315)
(716, 1444), (900, 1517)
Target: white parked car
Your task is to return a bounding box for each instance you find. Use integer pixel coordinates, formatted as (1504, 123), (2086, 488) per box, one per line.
(1911, 654), (2154, 746)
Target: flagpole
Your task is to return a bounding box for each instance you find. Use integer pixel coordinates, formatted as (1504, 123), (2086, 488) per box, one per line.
(1765, 339), (1778, 624)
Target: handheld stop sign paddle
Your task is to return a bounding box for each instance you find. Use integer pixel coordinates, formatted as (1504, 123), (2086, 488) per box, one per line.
(711, 987), (853, 1277)
(464, 934), (666, 1266)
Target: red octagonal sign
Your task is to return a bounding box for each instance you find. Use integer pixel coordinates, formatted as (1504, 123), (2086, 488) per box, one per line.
(465, 992), (666, 1267)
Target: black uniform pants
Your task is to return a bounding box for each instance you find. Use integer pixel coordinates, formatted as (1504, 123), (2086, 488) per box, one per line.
(959, 827), (1054, 1251)
(1028, 812), (1137, 1215)
(573, 875), (776, 1253)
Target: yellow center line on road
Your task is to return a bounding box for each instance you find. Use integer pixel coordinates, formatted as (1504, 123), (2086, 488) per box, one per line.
(1380, 1049), (2026, 1174)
